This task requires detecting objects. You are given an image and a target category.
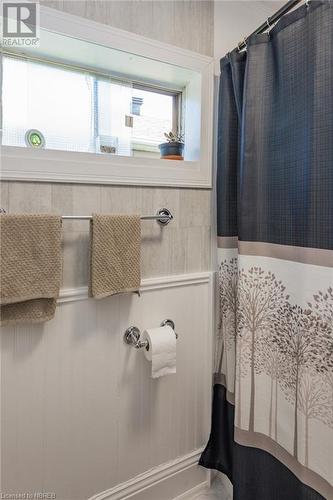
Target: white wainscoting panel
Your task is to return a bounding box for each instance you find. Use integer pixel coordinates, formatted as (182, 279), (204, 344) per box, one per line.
(0, 272), (213, 500)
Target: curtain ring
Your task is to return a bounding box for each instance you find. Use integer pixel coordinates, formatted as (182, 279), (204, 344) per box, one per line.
(266, 18), (273, 38)
(237, 37), (247, 53)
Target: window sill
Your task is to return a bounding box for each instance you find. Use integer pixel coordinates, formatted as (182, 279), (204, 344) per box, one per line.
(1, 146), (212, 188)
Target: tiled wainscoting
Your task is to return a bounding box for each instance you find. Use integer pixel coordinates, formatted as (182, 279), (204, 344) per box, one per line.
(0, 182), (212, 287)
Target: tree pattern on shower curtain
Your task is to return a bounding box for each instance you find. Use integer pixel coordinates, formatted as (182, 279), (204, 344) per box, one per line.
(219, 257), (333, 471)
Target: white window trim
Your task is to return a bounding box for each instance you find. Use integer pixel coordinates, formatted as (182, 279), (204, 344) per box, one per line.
(1, 6), (214, 188)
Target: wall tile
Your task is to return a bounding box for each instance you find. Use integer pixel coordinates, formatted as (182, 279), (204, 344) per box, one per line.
(0, 181), (9, 211)
(41, 0), (214, 56)
(141, 222), (172, 278)
(179, 189), (211, 228)
(100, 185), (143, 215)
(51, 183), (74, 233)
(202, 225), (212, 271)
(170, 227), (187, 275)
(185, 226), (210, 273)
(72, 184), (101, 232)
(8, 182), (52, 213)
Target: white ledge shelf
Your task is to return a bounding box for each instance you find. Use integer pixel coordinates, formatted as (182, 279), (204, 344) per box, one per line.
(1, 146), (211, 188)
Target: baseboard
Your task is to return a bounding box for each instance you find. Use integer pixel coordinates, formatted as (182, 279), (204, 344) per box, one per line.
(89, 448), (209, 500)
(172, 482), (209, 500)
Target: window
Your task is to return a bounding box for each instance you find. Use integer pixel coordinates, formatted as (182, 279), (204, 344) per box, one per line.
(1, 10), (213, 187)
(1, 55), (181, 158)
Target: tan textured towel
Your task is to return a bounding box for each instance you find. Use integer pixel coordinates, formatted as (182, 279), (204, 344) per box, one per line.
(0, 214), (62, 326)
(89, 214), (141, 298)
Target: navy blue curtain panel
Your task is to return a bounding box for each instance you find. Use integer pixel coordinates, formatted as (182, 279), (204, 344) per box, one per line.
(200, 2), (333, 499)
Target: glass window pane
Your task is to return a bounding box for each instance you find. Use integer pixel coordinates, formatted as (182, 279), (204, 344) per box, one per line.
(2, 56), (94, 152)
(96, 79), (132, 156)
(1, 56), (178, 158)
(131, 88), (174, 152)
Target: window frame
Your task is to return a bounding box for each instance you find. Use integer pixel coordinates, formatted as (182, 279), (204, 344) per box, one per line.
(132, 82), (182, 135)
(0, 4), (214, 188)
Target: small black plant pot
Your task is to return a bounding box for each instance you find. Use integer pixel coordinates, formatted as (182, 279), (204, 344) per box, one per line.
(159, 142), (184, 160)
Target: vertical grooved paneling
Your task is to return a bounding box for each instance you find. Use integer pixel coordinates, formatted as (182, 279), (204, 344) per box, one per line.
(1, 278), (212, 500)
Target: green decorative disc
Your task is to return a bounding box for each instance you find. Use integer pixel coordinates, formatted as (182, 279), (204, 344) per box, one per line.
(25, 129), (45, 148)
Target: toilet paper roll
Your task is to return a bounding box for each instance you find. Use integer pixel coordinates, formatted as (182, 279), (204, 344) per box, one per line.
(142, 325), (176, 378)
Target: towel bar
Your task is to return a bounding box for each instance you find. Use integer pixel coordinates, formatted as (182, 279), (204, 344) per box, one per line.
(62, 208), (173, 225)
(124, 319), (178, 349)
(0, 208), (173, 225)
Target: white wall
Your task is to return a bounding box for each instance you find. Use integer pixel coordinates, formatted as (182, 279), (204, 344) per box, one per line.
(214, 1), (284, 59)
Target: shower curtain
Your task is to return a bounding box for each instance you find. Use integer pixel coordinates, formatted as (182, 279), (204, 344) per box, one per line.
(200, 2), (333, 499)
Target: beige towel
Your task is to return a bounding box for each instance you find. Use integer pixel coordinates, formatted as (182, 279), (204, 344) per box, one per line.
(89, 214), (141, 298)
(0, 214), (62, 326)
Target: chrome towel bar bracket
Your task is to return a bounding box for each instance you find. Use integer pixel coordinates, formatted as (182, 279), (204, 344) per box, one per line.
(124, 319), (177, 350)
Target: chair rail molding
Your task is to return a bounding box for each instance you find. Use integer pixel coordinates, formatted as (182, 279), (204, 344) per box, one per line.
(1, 5), (214, 188)
(58, 271), (213, 304)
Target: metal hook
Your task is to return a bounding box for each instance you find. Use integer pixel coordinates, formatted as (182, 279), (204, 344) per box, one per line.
(237, 37), (247, 53)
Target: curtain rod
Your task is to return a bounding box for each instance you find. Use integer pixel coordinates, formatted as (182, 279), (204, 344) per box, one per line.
(236, 0), (303, 52)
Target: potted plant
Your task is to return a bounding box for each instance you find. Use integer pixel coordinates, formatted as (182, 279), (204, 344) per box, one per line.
(159, 131), (184, 160)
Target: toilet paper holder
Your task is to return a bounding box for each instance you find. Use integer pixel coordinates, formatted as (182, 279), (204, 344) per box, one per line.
(124, 319), (178, 350)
